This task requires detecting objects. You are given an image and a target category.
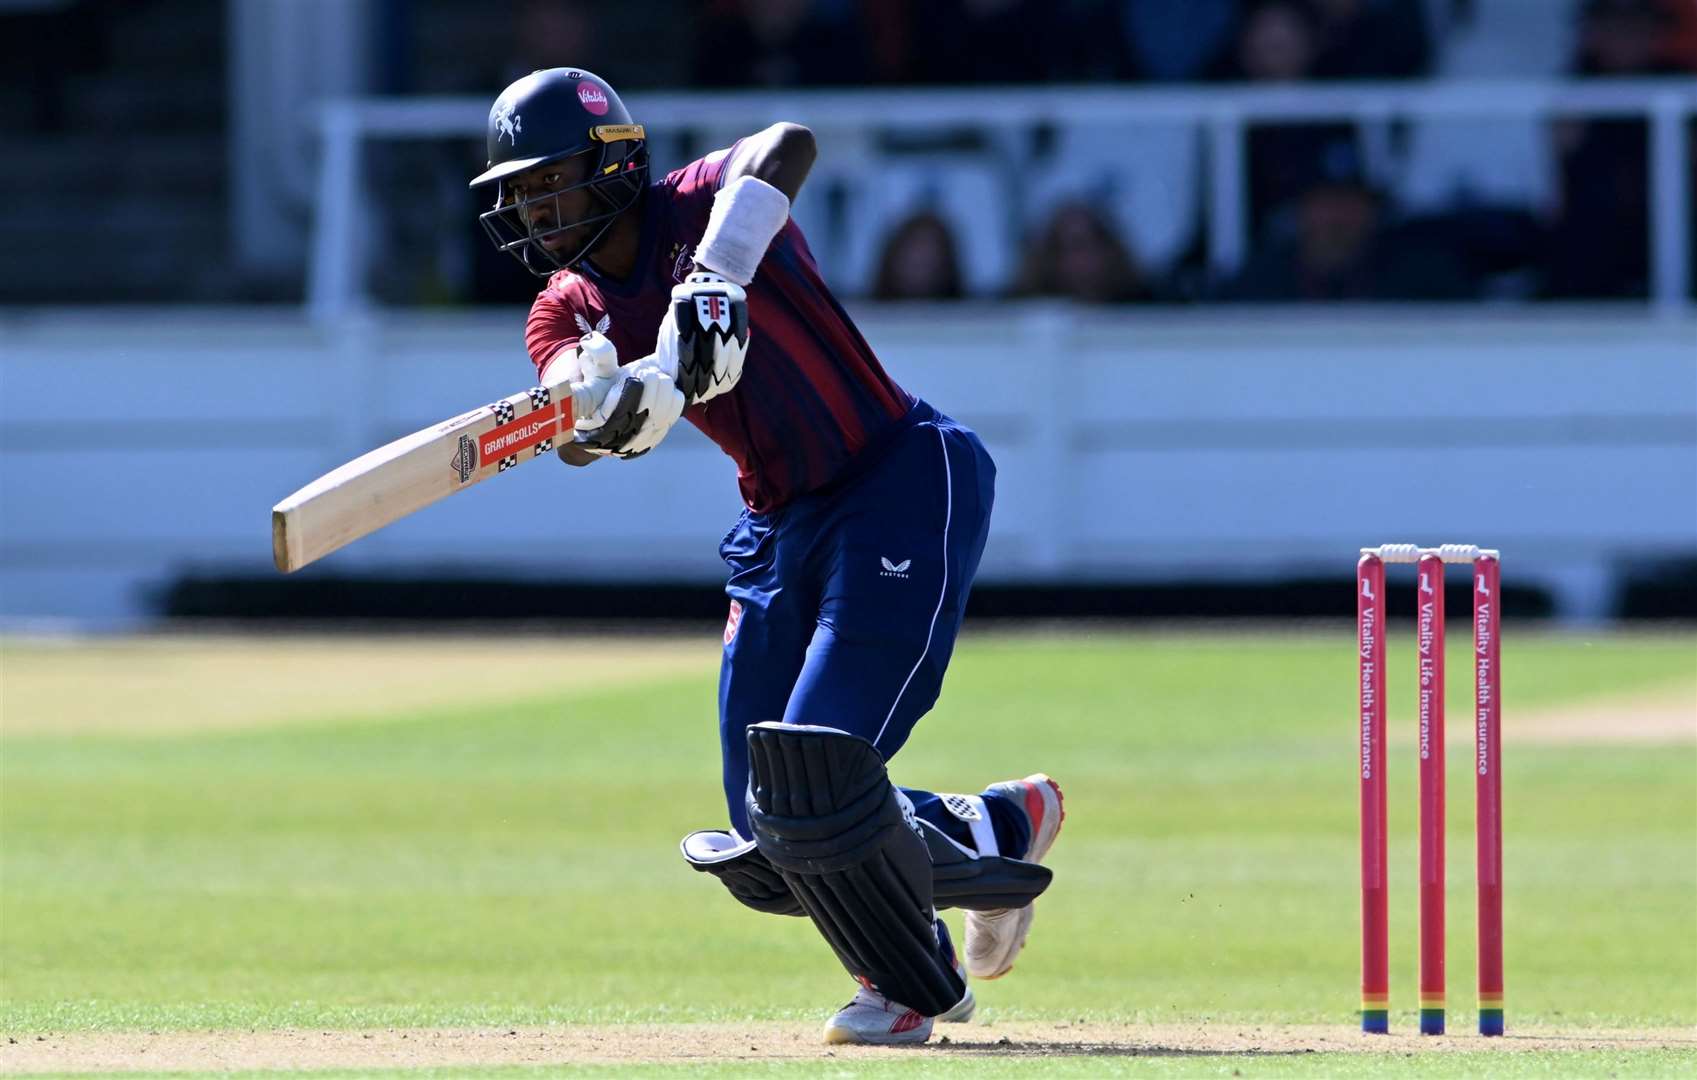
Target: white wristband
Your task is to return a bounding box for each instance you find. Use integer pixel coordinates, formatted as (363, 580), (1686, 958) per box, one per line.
(695, 176), (790, 287)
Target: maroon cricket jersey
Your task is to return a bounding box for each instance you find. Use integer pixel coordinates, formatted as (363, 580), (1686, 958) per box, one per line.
(523, 144), (915, 513)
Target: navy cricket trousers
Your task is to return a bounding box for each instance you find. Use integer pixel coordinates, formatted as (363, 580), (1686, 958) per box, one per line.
(716, 401), (995, 840)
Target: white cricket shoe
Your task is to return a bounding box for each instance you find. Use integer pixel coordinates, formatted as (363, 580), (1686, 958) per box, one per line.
(822, 984), (934, 1045)
(823, 959), (974, 1044)
(964, 773), (1066, 980)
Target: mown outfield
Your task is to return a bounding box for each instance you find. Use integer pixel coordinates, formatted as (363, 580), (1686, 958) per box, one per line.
(2, 629), (1694, 1078)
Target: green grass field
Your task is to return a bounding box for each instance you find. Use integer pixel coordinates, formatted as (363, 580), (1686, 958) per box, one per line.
(2, 628), (1694, 1078)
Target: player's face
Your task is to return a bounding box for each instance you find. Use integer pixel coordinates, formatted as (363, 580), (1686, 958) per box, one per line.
(507, 155), (597, 260)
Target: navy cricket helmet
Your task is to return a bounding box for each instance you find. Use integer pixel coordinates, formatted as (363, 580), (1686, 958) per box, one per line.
(469, 68), (648, 275)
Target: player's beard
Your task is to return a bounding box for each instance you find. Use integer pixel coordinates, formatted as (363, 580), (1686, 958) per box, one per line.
(534, 185), (639, 274)
(533, 222), (592, 268)
(526, 215), (627, 275)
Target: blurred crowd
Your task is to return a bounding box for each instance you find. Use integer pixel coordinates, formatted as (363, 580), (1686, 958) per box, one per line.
(415, 0), (1697, 92)
(3, 0), (1693, 306)
(444, 0), (1697, 306)
(687, 0), (1440, 87)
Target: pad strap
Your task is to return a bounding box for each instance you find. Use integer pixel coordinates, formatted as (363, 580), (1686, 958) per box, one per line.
(941, 793), (999, 857)
(921, 820), (1052, 911)
(680, 830), (805, 916)
(682, 821), (1049, 915)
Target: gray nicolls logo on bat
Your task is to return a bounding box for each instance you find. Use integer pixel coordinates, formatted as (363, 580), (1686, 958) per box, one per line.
(574, 312), (611, 336)
(449, 435), (476, 483)
(494, 101), (522, 144)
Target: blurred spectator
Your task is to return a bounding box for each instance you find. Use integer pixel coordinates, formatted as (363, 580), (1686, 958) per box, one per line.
(1664, 0), (1697, 71)
(1219, 0), (1323, 80)
(1046, 0), (1239, 83)
(1222, 1), (1365, 237)
(690, 0), (870, 87)
(856, 0), (921, 83)
(1013, 202), (1151, 303)
(871, 211), (966, 300)
(1220, 140), (1474, 300)
(1542, 0), (1689, 298)
(507, 0), (598, 79)
(1572, 0), (1690, 75)
(1114, 0), (1240, 81)
(904, 0), (1059, 83)
(404, 0), (608, 95)
(1310, 0), (1434, 79)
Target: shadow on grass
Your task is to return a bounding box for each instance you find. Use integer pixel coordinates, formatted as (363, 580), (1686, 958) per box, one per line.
(929, 1038), (1317, 1058)
(1493, 1034), (1697, 1046)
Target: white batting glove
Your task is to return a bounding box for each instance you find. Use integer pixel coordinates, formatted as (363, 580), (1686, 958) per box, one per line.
(545, 331), (623, 421)
(573, 356), (686, 460)
(655, 272), (749, 405)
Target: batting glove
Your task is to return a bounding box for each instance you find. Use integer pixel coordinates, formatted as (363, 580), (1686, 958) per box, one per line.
(655, 272), (749, 405)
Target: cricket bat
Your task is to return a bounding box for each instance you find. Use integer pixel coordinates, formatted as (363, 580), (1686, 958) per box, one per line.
(271, 375), (591, 573)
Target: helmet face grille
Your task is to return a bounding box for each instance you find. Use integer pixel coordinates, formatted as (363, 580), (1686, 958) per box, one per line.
(477, 139), (648, 276)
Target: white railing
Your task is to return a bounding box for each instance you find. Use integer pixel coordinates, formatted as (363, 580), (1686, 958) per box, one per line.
(5, 306), (1693, 622)
(308, 79), (1697, 322)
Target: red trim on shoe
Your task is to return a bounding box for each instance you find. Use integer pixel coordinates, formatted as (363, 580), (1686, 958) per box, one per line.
(890, 1010), (926, 1034)
(1022, 784), (1047, 837)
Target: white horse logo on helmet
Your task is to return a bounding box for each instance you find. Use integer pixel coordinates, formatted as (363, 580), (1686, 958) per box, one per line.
(494, 101), (522, 145)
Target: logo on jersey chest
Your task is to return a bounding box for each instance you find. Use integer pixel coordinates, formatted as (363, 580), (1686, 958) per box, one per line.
(668, 242), (695, 283)
(574, 311), (612, 337)
(880, 556), (912, 579)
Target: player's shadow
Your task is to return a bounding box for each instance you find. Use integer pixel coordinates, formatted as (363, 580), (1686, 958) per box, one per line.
(928, 1038), (1316, 1058)
(1491, 1035), (1697, 1047)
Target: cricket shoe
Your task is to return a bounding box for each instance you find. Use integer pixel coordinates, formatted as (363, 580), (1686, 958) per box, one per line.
(823, 961), (974, 1044)
(822, 985), (934, 1045)
(964, 773), (1065, 979)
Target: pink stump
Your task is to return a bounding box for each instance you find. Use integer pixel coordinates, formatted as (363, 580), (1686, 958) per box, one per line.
(1417, 555), (1446, 1034)
(1358, 554), (1388, 1033)
(1474, 555), (1504, 1035)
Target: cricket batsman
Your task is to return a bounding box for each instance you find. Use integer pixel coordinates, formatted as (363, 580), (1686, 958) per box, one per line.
(469, 68), (1064, 1046)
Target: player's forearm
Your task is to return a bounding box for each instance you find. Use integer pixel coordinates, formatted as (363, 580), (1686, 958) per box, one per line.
(692, 175), (792, 287)
(722, 123), (815, 203)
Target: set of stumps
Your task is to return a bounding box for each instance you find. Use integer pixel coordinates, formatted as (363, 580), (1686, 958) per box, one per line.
(1357, 544), (1503, 1037)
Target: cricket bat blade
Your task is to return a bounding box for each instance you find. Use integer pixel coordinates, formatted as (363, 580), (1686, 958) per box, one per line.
(271, 381), (578, 573)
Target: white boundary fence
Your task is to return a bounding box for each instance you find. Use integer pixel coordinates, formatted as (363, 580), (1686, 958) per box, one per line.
(2, 306), (1692, 623)
(308, 79), (1697, 321)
